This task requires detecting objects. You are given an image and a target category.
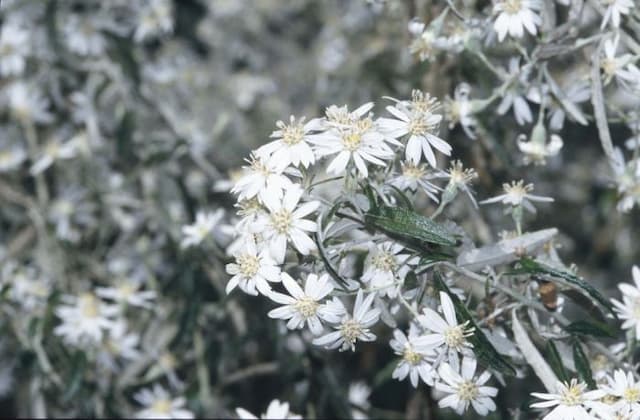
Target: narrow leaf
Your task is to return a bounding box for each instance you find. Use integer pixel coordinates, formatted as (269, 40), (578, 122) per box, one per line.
(435, 274), (516, 376)
(516, 258), (615, 317)
(572, 341), (595, 389)
(545, 340), (569, 383)
(365, 205), (458, 247)
(564, 320), (616, 338)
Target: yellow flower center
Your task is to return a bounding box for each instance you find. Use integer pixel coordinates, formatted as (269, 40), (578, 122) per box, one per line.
(270, 209), (292, 234)
(502, 0), (523, 14)
(79, 294), (99, 318)
(238, 254), (260, 278)
(340, 319), (363, 345)
(372, 252), (397, 272)
(151, 399), (172, 414)
(403, 346), (422, 365)
(623, 387), (640, 403)
(281, 123), (305, 146)
(402, 162), (426, 179)
(342, 131), (362, 152)
(457, 380), (479, 401)
(294, 297), (319, 318)
(560, 384), (584, 406)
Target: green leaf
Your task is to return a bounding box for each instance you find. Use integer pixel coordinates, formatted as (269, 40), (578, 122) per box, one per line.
(545, 340), (568, 383)
(373, 358), (400, 388)
(516, 258), (615, 318)
(365, 205), (458, 247)
(560, 289), (607, 323)
(63, 351), (87, 402)
(564, 320), (616, 338)
(572, 341), (595, 389)
(434, 273), (516, 376)
(387, 185), (414, 210)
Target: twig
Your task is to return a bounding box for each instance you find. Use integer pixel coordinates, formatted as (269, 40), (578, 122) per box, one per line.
(590, 40), (617, 169)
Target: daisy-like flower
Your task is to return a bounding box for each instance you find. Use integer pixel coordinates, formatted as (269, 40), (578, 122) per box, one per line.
(267, 273), (335, 335)
(378, 90), (452, 167)
(253, 185), (319, 263)
(409, 24), (439, 62)
(236, 399), (302, 419)
(493, 0), (542, 42)
(480, 180), (553, 213)
(435, 160), (479, 208)
(611, 149), (640, 212)
(226, 239), (281, 296)
(497, 59), (534, 126)
(389, 161), (440, 202)
(98, 320), (141, 371)
(96, 279), (156, 308)
(444, 83), (478, 140)
(531, 379), (606, 420)
(29, 136), (80, 175)
(7, 82), (53, 124)
(601, 35), (633, 85)
(133, 0), (174, 42)
(0, 139), (26, 173)
(611, 266), (640, 339)
(309, 103), (394, 178)
(517, 125), (563, 166)
(231, 152), (293, 203)
(416, 292), (474, 367)
(54, 293), (118, 346)
(600, 0), (634, 29)
(256, 116), (319, 171)
(0, 21), (29, 77)
(348, 382), (371, 419)
(527, 81), (591, 131)
(180, 209), (224, 248)
(313, 290), (381, 352)
(134, 384), (194, 419)
(63, 14), (107, 56)
(604, 369), (640, 414)
(390, 326), (437, 387)
(436, 357), (498, 416)
(362, 241), (418, 298)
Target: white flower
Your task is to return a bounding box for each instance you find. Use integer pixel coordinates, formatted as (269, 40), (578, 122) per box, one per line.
(416, 292), (474, 366)
(309, 103), (394, 177)
(480, 180), (553, 212)
(63, 15), (107, 56)
(362, 241), (417, 298)
(313, 290), (380, 352)
(0, 139), (26, 172)
(434, 160), (479, 208)
(600, 0), (634, 29)
(435, 357), (498, 416)
(517, 128), (563, 166)
(267, 273), (335, 335)
(180, 210), (224, 248)
(601, 35), (633, 85)
(493, 0), (542, 42)
(226, 239), (281, 296)
(134, 385), (194, 419)
(96, 280), (156, 308)
(389, 161), (440, 202)
(98, 320), (140, 371)
(604, 369), (640, 414)
(134, 0), (174, 42)
(531, 379), (606, 420)
(235, 399), (302, 419)
(257, 116), (319, 171)
(253, 185), (319, 263)
(611, 266), (640, 339)
(54, 293), (118, 347)
(497, 59), (534, 126)
(444, 83), (478, 139)
(30, 137), (80, 175)
(0, 21), (29, 76)
(348, 382), (371, 419)
(7, 82), (53, 124)
(390, 326), (437, 387)
(378, 90), (451, 167)
(231, 152), (293, 203)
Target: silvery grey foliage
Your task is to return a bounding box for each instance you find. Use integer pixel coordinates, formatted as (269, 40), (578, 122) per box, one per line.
(0, 0), (639, 418)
